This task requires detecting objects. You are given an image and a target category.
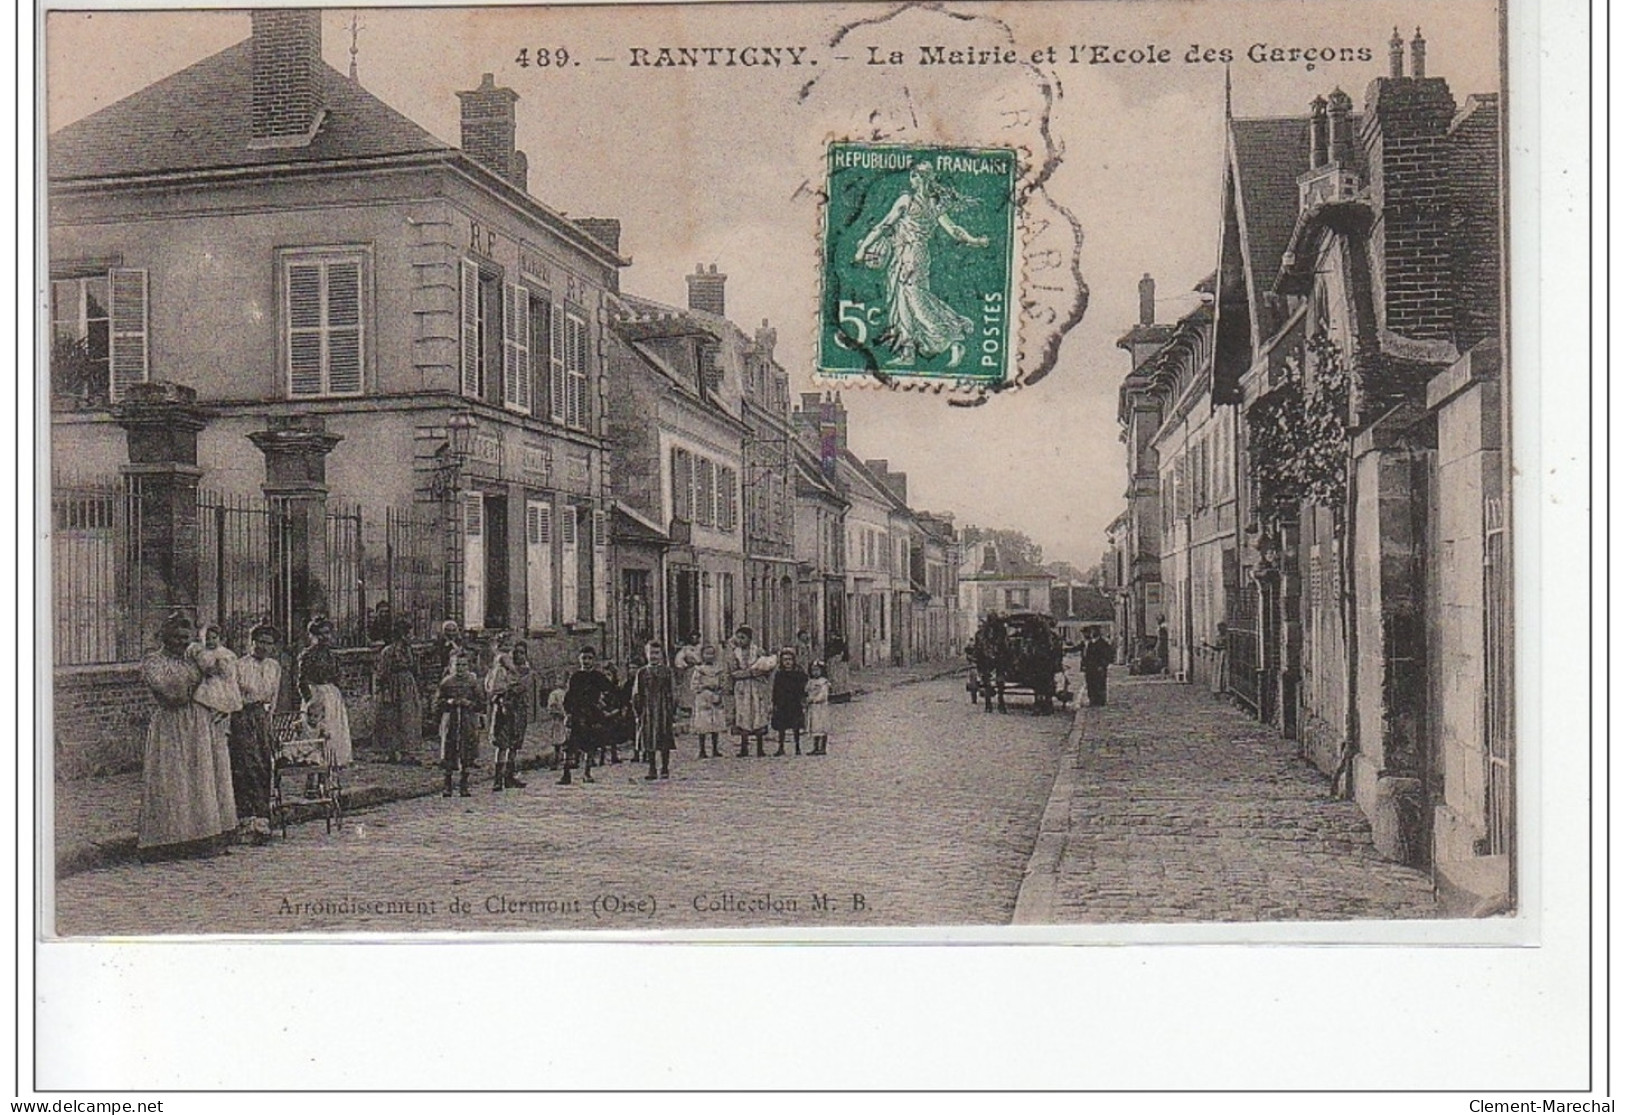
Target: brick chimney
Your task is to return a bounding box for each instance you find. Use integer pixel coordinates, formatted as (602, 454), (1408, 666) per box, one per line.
(575, 218), (621, 254)
(1137, 273), (1155, 326)
(1362, 32), (1458, 340)
(865, 459), (908, 505)
(250, 10), (325, 146)
(686, 263), (727, 317)
(1388, 27), (1405, 79)
(1309, 95), (1329, 168)
(457, 73), (528, 192)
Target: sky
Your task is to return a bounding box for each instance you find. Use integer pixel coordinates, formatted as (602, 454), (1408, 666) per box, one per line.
(45, 1), (1501, 569)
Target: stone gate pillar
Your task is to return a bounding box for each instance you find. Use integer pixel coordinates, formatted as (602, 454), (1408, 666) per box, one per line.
(249, 416), (342, 643)
(116, 381), (207, 644)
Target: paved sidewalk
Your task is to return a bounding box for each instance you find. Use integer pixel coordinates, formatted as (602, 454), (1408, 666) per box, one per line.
(1015, 671), (1438, 923)
(51, 658), (964, 880)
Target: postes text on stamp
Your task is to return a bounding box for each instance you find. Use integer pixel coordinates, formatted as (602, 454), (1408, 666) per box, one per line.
(819, 142), (1017, 385)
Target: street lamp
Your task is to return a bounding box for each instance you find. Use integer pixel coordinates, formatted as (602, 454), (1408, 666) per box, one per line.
(431, 410), (479, 500)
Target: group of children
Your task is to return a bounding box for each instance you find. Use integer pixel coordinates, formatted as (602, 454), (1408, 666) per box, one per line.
(411, 624), (839, 797)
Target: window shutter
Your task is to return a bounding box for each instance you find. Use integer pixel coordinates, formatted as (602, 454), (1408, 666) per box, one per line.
(287, 263), (323, 397)
(718, 467), (737, 532)
(526, 499), (554, 629)
(460, 259), (481, 398)
(696, 458), (716, 527)
(326, 260), (362, 395)
(462, 492), (485, 629)
(549, 303), (566, 424)
(502, 281), (530, 412)
(108, 268), (148, 402)
(672, 448), (693, 522)
(560, 505), (579, 625)
(592, 507), (608, 621)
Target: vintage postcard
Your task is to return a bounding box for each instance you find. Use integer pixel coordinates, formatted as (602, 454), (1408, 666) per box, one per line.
(41, 0), (1516, 942)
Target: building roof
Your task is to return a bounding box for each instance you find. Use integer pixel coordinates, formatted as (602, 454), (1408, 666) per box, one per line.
(49, 38), (451, 181)
(611, 502), (670, 547)
(1227, 116), (1312, 299)
(960, 542), (1053, 581)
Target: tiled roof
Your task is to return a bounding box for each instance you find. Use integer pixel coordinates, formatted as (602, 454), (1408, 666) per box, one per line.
(1228, 114), (1366, 297)
(49, 38), (451, 181)
(1228, 117), (1309, 298)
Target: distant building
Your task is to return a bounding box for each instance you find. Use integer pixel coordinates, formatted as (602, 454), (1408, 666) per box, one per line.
(958, 542), (1054, 622)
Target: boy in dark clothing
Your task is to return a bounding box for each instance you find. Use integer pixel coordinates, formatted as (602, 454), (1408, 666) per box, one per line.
(435, 652), (486, 797)
(770, 648), (809, 757)
(560, 646), (611, 786)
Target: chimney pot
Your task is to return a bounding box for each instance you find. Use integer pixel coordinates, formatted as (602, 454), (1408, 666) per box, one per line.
(1389, 27), (1405, 79)
(1138, 273), (1155, 326)
(1410, 28), (1427, 79)
(1309, 95), (1329, 168)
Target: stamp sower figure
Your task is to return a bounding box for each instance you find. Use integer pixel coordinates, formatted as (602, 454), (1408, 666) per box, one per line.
(853, 162), (990, 368)
(486, 639), (535, 791)
(689, 643), (729, 758)
(728, 626), (773, 757)
(560, 646), (612, 785)
(435, 651), (485, 798)
(770, 647), (809, 757)
(804, 660), (831, 756)
(137, 612), (236, 860)
(633, 642), (677, 781)
(229, 623), (282, 844)
(1082, 626), (1114, 708)
(373, 618), (422, 765)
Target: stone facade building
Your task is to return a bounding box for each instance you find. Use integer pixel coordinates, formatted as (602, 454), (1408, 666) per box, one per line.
(1116, 31), (1512, 907)
(48, 11), (624, 679)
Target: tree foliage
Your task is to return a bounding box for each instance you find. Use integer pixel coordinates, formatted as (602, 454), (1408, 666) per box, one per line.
(959, 524), (1044, 567)
(1247, 332), (1351, 513)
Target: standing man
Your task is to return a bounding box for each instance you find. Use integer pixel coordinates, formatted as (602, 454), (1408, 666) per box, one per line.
(728, 625), (772, 758)
(1155, 615), (1170, 675)
(229, 624), (281, 844)
(560, 646), (611, 785)
(1082, 626), (1114, 708)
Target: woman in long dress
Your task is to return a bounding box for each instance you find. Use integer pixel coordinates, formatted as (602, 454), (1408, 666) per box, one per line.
(852, 162), (991, 367)
(137, 612), (237, 859)
(727, 626), (773, 758)
(689, 644), (729, 759)
(633, 642), (677, 780)
(373, 618), (422, 765)
(297, 616), (353, 768)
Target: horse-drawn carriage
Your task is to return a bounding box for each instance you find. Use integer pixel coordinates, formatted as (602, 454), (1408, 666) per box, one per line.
(966, 611), (1073, 714)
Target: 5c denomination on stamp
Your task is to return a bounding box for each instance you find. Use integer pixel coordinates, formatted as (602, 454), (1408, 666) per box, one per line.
(820, 142), (1017, 386)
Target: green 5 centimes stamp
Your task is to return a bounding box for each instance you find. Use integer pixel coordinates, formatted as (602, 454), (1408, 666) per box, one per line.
(820, 142), (1018, 385)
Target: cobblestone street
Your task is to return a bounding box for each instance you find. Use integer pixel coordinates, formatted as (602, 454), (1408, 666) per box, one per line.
(53, 673), (1069, 935)
(1018, 672), (1438, 923)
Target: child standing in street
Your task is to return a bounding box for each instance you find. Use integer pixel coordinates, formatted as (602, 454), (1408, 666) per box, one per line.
(805, 660), (831, 755)
(633, 642), (677, 780)
(770, 647), (809, 757)
(689, 644), (728, 759)
(435, 651), (486, 798)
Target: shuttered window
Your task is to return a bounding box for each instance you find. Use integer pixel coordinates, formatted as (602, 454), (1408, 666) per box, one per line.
(462, 492), (485, 629)
(548, 303), (567, 424)
(53, 270), (148, 402)
(286, 253), (364, 397)
(564, 309), (589, 430)
(671, 447), (693, 522)
(695, 458), (716, 528)
(525, 498), (555, 630)
(460, 258), (481, 399)
(591, 507), (608, 620)
(718, 466), (738, 532)
(502, 281), (531, 413)
(560, 505), (579, 625)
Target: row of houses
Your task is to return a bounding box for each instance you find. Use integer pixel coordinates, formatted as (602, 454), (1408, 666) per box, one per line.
(46, 12), (971, 709)
(1102, 31), (1513, 913)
